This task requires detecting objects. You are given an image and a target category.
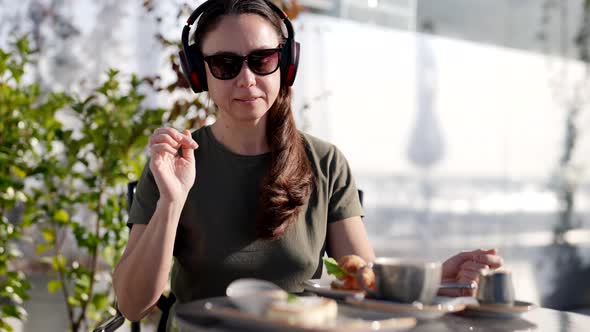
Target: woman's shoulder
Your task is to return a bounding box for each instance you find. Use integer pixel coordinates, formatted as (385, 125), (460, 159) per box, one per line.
(301, 131), (335, 153)
(300, 132), (355, 188)
(300, 131), (346, 164)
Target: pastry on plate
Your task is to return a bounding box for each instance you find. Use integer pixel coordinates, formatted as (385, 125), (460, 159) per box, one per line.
(266, 296), (338, 327)
(323, 255), (375, 291)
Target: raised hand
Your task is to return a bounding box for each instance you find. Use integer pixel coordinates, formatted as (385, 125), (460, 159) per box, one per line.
(148, 128), (199, 203)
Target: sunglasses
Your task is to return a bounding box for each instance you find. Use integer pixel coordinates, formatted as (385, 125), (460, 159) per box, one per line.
(203, 48), (282, 80)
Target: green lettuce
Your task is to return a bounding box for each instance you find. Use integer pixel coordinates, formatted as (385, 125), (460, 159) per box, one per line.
(322, 257), (349, 279)
(287, 293), (298, 303)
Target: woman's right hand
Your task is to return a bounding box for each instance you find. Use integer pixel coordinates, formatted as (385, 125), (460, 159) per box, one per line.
(149, 128), (199, 203)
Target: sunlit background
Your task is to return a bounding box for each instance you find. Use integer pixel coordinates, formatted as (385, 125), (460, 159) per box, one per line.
(2, 0), (590, 331)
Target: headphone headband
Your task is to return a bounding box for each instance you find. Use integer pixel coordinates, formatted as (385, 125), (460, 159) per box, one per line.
(179, 0), (300, 93)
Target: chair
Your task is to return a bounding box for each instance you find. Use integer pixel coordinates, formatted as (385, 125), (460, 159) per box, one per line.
(93, 181), (175, 332)
(358, 189), (364, 207)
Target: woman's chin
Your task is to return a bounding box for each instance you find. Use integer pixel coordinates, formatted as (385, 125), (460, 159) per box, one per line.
(230, 106), (269, 122)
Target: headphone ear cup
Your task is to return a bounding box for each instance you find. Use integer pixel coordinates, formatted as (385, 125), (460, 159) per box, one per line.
(281, 39), (299, 87)
(179, 45), (208, 93)
(191, 46), (208, 92)
(288, 41), (300, 86)
(179, 49), (203, 93)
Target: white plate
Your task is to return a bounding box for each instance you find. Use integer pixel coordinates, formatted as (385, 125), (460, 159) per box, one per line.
(460, 300), (537, 319)
(176, 296), (417, 332)
(303, 279), (364, 299)
(344, 295), (476, 320)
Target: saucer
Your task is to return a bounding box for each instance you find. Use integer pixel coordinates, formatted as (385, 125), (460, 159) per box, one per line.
(344, 295), (474, 320)
(460, 300), (537, 319)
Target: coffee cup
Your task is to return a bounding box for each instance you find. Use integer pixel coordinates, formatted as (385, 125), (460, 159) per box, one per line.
(356, 257), (442, 304)
(476, 270), (515, 305)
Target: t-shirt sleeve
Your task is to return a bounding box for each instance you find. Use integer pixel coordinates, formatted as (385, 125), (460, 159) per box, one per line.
(327, 146), (364, 223)
(128, 160), (160, 226)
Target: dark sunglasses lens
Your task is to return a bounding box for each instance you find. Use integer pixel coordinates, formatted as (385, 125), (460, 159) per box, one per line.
(247, 49), (280, 75)
(207, 55), (242, 80)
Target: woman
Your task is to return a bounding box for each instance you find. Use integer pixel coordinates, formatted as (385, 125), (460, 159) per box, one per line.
(112, 0), (503, 323)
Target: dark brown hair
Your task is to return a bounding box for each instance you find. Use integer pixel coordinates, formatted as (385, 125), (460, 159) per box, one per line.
(193, 0), (315, 239)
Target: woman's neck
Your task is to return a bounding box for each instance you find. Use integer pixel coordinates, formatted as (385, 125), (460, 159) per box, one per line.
(210, 115), (269, 156)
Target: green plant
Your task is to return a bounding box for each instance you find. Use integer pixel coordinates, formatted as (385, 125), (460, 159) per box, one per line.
(26, 69), (165, 331)
(0, 36), (75, 331)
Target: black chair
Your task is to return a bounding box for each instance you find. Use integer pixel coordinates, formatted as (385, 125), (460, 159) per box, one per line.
(358, 189), (364, 207)
(93, 181), (175, 332)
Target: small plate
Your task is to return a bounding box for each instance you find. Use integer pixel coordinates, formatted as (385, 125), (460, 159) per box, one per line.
(460, 300), (538, 319)
(344, 295), (474, 320)
(176, 296), (417, 332)
(303, 279), (364, 299)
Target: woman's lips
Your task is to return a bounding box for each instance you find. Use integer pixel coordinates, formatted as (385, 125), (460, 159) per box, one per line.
(235, 97), (260, 104)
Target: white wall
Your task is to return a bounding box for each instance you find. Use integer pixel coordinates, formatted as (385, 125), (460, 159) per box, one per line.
(293, 13), (588, 180)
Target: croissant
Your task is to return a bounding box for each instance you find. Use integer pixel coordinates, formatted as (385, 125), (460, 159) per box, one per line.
(332, 255), (375, 291)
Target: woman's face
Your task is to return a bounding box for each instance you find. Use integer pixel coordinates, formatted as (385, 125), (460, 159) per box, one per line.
(201, 14), (282, 124)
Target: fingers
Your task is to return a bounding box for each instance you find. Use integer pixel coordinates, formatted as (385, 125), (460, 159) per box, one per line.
(150, 128), (181, 159)
(151, 128), (181, 153)
(459, 248), (503, 269)
(181, 129), (198, 161)
(150, 143), (178, 156)
(457, 269), (481, 283)
(152, 128), (197, 147)
(460, 261), (490, 273)
(150, 133), (181, 149)
(150, 128), (198, 152)
(458, 248), (493, 260)
(440, 248), (504, 298)
(451, 262), (487, 297)
(154, 127), (183, 140)
(179, 129), (198, 149)
(473, 253), (503, 269)
(443, 262), (487, 293)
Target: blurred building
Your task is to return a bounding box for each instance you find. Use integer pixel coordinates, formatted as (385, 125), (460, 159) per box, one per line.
(298, 0), (583, 59)
(300, 0), (417, 30)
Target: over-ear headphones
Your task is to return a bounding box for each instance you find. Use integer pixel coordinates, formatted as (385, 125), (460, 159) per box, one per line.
(179, 0), (300, 93)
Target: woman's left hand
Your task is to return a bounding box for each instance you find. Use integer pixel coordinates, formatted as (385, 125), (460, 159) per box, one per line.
(438, 248), (503, 297)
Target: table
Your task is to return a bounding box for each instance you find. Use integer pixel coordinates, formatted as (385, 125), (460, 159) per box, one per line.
(175, 297), (590, 332)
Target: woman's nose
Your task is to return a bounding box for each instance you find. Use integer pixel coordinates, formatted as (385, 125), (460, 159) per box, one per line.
(235, 61), (256, 88)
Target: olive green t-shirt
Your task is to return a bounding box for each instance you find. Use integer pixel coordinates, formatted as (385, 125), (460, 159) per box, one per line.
(128, 125), (363, 303)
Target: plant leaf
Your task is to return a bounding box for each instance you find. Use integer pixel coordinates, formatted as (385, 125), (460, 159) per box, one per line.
(53, 209), (69, 224)
(47, 280), (62, 294)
